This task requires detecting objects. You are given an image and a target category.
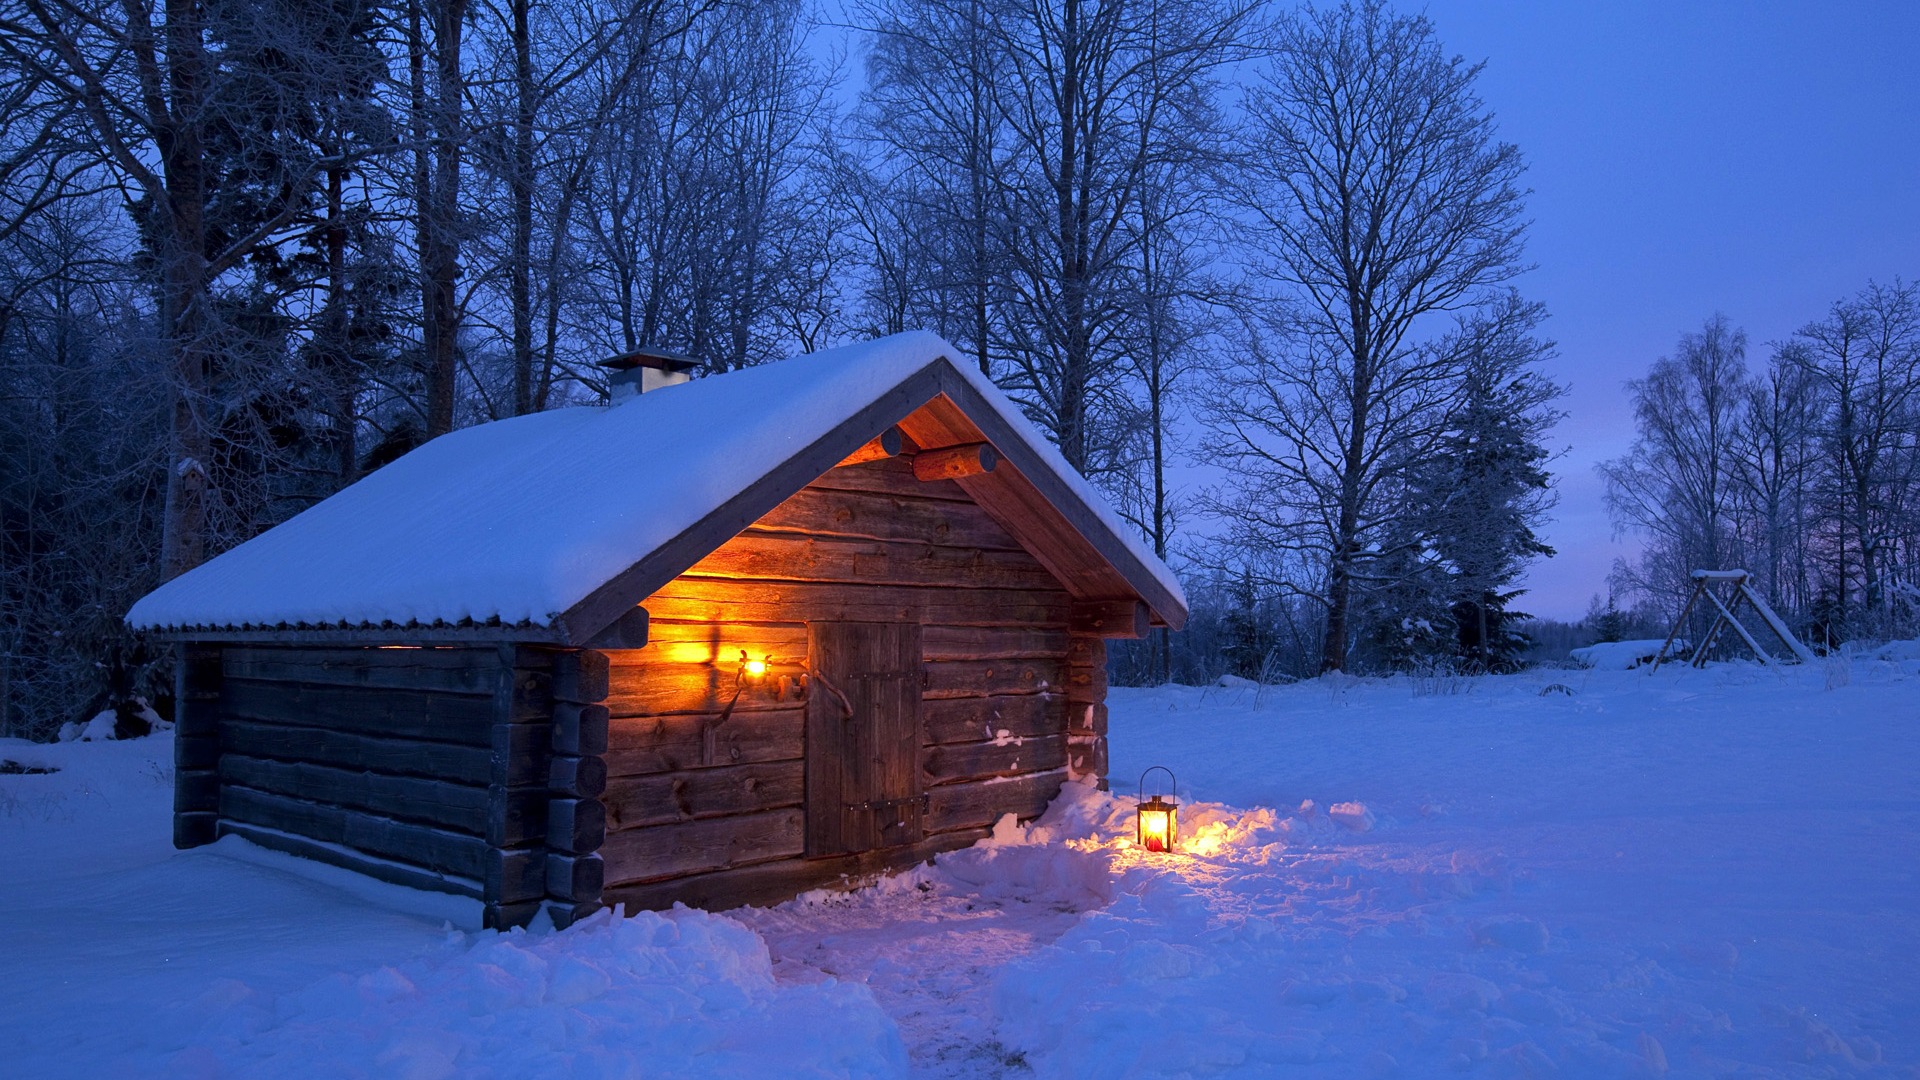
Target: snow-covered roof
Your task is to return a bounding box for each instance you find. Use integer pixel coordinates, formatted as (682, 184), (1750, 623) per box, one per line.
(129, 332), (1187, 641)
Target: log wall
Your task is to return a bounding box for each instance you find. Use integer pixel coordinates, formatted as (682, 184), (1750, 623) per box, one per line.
(172, 642), (611, 930)
(600, 455), (1083, 911)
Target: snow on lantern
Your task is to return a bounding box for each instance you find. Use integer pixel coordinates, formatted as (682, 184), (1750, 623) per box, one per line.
(1136, 766), (1179, 853)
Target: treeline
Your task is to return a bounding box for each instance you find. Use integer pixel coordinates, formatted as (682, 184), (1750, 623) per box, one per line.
(1603, 288), (1920, 650)
(0, 0), (1563, 735)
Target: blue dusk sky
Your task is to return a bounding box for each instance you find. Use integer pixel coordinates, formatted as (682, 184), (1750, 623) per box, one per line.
(1423, 0), (1920, 618)
(817, 2), (1920, 620)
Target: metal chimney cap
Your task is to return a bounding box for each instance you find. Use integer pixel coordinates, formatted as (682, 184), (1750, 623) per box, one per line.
(598, 347), (702, 375)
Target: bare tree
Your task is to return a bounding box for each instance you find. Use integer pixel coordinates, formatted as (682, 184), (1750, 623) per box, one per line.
(1227, 0), (1527, 671)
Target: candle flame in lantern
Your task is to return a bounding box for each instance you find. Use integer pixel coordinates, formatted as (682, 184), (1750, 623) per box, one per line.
(1139, 807), (1174, 853)
(743, 657), (768, 678)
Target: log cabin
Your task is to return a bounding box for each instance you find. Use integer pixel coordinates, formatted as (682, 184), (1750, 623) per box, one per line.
(128, 332), (1187, 929)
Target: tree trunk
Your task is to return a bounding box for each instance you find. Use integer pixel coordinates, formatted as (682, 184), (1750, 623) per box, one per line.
(509, 0), (534, 415)
(158, 0), (212, 581)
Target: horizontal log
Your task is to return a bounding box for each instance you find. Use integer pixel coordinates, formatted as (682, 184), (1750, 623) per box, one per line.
(220, 785), (489, 878)
(835, 426), (903, 466)
(217, 820), (483, 899)
(549, 754), (607, 798)
(1066, 636), (1107, 667)
(548, 797), (607, 855)
(552, 650), (610, 704)
(604, 660), (802, 717)
(641, 579), (1068, 628)
(679, 533), (1057, 592)
(602, 828), (986, 913)
(924, 659), (1062, 699)
(222, 679), (499, 744)
(603, 708), (804, 776)
(923, 694), (1063, 746)
(924, 625), (1070, 661)
(486, 846), (547, 904)
(545, 899), (603, 930)
(546, 853), (604, 903)
(926, 768), (1065, 834)
(806, 455), (971, 502)
(175, 811), (218, 849)
(924, 734), (1067, 787)
(219, 753), (494, 836)
(1070, 600), (1150, 640)
(218, 720), (541, 786)
(913, 442), (997, 481)
(175, 733), (222, 771)
(1067, 733), (1109, 783)
(1065, 662), (1108, 705)
(603, 761), (805, 830)
(223, 645), (508, 696)
(486, 901), (544, 930)
(750, 488), (1025, 550)
(488, 785), (549, 847)
(601, 808), (806, 886)
(1067, 701), (1108, 737)
(552, 703), (610, 755)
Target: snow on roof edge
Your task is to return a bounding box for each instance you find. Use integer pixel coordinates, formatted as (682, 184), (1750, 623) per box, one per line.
(127, 332), (1186, 633)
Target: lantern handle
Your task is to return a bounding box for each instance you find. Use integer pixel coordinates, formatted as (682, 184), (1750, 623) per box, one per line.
(1137, 766), (1176, 804)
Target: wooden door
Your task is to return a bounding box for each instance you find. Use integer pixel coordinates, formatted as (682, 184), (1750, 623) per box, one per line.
(805, 621), (924, 858)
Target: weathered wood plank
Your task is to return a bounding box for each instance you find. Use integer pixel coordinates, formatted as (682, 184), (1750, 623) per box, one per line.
(222, 646), (507, 695)
(678, 533), (1057, 592)
(549, 754), (607, 798)
(603, 709), (804, 776)
(1066, 701), (1108, 737)
(546, 852), (604, 903)
(602, 828), (987, 913)
(923, 659), (1062, 699)
(486, 846), (547, 904)
(221, 679), (499, 744)
(923, 625), (1070, 661)
(749, 488), (1026, 550)
(552, 703), (610, 755)
(1067, 733), (1109, 784)
(218, 821), (483, 899)
(217, 719), (530, 785)
(923, 734), (1067, 787)
(1070, 600), (1150, 639)
(604, 660), (803, 717)
(641, 580), (1068, 628)
(603, 761), (805, 830)
(1064, 661), (1108, 705)
(600, 808), (806, 885)
(220, 785), (490, 878)
(922, 695), (1064, 746)
(548, 797), (606, 855)
(925, 769), (1065, 834)
(552, 649), (609, 705)
(806, 454), (971, 502)
(1066, 636), (1107, 667)
(219, 753), (494, 835)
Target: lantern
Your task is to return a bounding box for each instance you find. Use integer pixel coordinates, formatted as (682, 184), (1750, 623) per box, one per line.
(738, 651), (769, 679)
(1136, 766), (1179, 853)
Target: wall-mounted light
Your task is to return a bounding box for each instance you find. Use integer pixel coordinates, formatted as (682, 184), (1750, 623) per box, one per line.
(738, 650), (768, 680)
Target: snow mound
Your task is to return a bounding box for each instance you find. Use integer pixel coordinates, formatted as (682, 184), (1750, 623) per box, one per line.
(1570, 638), (1670, 670)
(180, 907), (906, 1078)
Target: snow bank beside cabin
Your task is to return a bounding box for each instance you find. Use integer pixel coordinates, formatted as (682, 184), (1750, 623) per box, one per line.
(184, 908), (905, 1079)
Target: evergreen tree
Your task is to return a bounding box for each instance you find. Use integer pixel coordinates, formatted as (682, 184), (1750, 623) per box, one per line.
(1410, 295), (1564, 671)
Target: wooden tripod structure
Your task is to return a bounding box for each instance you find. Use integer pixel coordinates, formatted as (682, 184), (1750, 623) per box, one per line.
(1650, 570), (1815, 671)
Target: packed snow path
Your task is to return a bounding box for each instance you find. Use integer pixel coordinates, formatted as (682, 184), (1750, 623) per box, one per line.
(2, 655), (1916, 1077)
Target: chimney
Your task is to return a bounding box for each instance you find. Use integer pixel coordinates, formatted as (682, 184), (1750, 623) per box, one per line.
(598, 347), (702, 401)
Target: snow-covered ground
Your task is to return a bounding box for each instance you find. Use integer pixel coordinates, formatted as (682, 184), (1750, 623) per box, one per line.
(2, 656), (1915, 1077)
